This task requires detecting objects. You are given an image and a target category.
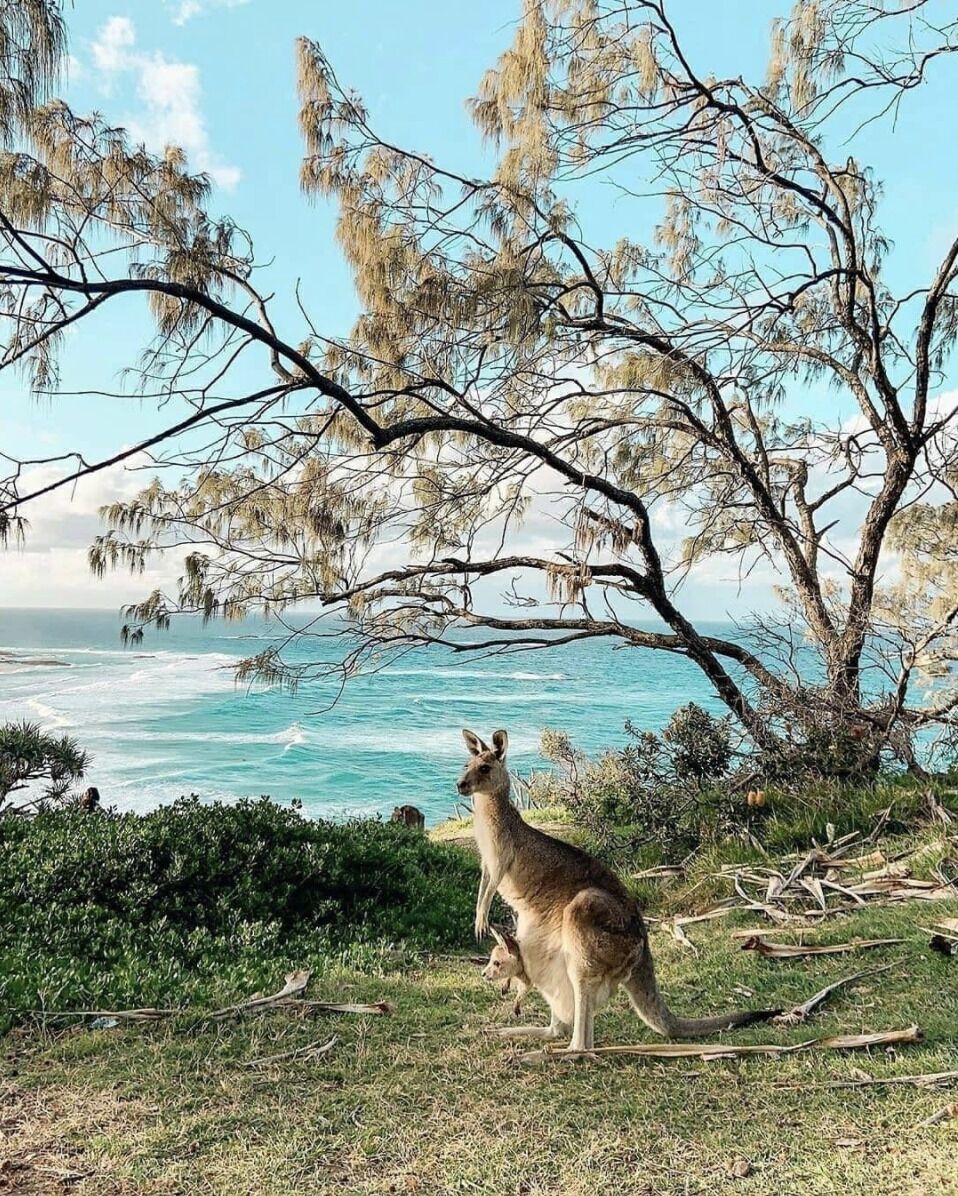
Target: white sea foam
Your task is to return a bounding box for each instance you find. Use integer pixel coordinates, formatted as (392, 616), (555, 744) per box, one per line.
(0, 645), (156, 658)
(424, 693), (578, 706)
(317, 726), (540, 757)
(24, 698), (73, 730)
(3, 610), (645, 815)
(276, 721), (307, 751)
(386, 667), (567, 682)
(0, 651), (241, 742)
(110, 721), (312, 749)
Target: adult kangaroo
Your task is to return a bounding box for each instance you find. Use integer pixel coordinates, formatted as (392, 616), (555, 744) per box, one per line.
(458, 728), (779, 1052)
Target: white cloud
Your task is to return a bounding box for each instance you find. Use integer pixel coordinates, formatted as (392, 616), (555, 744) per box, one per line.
(89, 16), (240, 190)
(91, 15), (135, 74)
(165, 0), (251, 26)
(2, 460), (187, 609)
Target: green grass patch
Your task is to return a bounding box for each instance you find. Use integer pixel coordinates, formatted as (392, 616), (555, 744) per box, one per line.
(3, 790), (958, 1193)
(4, 893), (957, 1195)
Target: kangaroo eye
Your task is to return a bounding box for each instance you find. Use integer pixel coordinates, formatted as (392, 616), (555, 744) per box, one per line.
(479, 764), (491, 774)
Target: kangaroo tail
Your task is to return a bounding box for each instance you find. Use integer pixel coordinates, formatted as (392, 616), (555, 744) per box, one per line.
(622, 950), (781, 1040)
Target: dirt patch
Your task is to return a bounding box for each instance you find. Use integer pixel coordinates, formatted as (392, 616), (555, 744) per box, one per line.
(433, 819), (572, 850)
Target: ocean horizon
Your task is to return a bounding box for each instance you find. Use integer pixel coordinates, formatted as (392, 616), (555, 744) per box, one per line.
(0, 606), (738, 824)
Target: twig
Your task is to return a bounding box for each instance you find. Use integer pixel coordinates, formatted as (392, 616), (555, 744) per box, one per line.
(203, 969), (311, 1020)
(521, 1025), (922, 1064)
(782, 1069), (958, 1091)
(741, 936), (905, 959)
(293, 1000), (393, 1015)
(771, 964), (895, 1026)
(10, 971), (392, 1026)
(919, 1102), (958, 1127)
(244, 1035), (338, 1068)
(668, 920), (699, 954)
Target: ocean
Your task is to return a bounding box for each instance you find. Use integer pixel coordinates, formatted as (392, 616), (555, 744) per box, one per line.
(0, 607), (733, 824)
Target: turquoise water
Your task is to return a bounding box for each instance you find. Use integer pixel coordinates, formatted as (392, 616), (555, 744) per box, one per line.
(0, 607), (733, 823)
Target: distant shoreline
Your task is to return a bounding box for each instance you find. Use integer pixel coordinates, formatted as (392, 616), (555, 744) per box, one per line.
(0, 650), (72, 673)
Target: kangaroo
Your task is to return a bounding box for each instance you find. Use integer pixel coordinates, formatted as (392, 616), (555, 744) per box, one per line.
(391, 804), (425, 830)
(482, 926), (530, 1017)
(458, 728), (780, 1051)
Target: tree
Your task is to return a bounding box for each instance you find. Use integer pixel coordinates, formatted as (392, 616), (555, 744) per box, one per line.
(3, 1), (958, 772)
(0, 720), (88, 812)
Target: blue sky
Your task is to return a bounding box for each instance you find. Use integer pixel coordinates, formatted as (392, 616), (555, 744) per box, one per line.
(2, 1), (957, 610)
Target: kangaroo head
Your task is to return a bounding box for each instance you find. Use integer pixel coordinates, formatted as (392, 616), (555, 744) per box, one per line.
(457, 729), (509, 798)
(481, 927), (525, 984)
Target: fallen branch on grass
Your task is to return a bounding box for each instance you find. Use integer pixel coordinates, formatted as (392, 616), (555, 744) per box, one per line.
(771, 965), (895, 1027)
(668, 920), (699, 954)
(294, 1000), (393, 1015)
(204, 968), (311, 1020)
(919, 1102), (958, 1127)
(710, 834), (958, 925)
(632, 864), (686, 881)
(729, 926), (817, 939)
(781, 1069), (958, 1091)
(520, 1025), (922, 1064)
(741, 936), (904, 959)
(12, 970), (393, 1026)
(244, 1034), (338, 1068)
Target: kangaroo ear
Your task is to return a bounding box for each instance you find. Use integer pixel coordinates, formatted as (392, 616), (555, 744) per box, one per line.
(462, 729), (487, 756)
(491, 729), (509, 760)
(502, 930), (520, 957)
(489, 925), (505, 947)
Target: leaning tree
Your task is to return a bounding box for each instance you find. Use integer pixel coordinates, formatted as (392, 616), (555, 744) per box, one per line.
(3, 0), (958, 771)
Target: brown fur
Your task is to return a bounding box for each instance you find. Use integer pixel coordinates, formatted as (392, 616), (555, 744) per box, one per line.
(459, 728), (780, 1050)
(390, 804), (425, 830)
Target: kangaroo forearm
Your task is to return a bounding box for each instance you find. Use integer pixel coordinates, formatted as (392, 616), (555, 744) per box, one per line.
(476, 880), (496, 925)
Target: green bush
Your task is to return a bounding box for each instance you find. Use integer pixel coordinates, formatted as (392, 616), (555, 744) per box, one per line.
(534, 710), (956, 862)
(660, 704), (733, 781)
(537, 706), (739, 858)
(0, 797), (478, 1031)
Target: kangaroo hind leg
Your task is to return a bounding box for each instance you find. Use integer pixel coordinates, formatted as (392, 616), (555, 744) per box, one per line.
(568, 974), (597, 1052)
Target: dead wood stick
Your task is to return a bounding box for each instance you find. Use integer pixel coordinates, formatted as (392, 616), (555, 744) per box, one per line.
(9, 1006), (176, 1021)
(12, 971), (391, 1026)
(668, 920), (699, 954)
(919, 1102), (958, 1127)
(771, 964), (895, 1027)
(521, 1025), (922, 1064)
(729, 926), (819, 939)
(203, 969), (311, 1020)
(781, 1070), (958, 1091)
(244, 1035), (338, 1068)
(290, 1000), (393, 1015)
(741, 936), (904, 959)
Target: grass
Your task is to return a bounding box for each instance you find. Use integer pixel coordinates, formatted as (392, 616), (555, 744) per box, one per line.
(4, 885), (958, 1194)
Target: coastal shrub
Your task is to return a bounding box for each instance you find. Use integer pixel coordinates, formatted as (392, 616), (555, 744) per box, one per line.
(533, 711), (955, 860)
(536, 706), (739, 857)
(660, 704), (733, 782)
(0, 797), (478, 1030)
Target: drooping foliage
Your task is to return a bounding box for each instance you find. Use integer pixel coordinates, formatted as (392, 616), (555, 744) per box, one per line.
(3, 2), (958, 768)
